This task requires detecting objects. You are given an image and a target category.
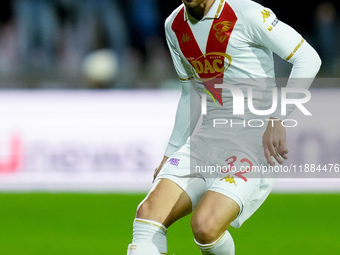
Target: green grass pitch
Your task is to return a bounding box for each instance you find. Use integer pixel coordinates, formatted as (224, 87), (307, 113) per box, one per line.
(0, 193), (339, 254)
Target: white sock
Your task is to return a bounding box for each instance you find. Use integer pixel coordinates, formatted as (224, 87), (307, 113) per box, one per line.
(195, 231), (235, 255)
(127, 218), (167, 255)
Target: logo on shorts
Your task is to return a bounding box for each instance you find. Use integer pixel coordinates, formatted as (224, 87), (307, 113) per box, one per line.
(169, 158), (180, 166)
(220, 175), (237, 186)
(128, 244), (137, 250)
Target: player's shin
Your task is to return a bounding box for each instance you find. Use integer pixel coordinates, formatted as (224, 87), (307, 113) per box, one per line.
(127, 218), (167, 255)
(195, 230), (235, 255)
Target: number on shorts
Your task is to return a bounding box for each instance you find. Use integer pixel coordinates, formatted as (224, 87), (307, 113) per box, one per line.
(225, 156), (253, 182)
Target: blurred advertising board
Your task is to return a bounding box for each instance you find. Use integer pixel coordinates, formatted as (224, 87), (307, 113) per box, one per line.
(0, 88), (339, 192)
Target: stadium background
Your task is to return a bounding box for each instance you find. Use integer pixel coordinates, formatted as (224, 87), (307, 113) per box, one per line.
(0, 0), (339, 254)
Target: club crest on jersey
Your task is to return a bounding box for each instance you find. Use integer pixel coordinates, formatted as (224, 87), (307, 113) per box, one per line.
(213, 21), (233, 43)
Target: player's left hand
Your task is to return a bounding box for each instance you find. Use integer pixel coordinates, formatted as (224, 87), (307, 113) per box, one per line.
(262, 118), (288, 166)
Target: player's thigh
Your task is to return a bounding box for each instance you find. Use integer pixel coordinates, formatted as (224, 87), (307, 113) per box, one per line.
(191, 190), (240, 244)
(136, 178), (192, 228)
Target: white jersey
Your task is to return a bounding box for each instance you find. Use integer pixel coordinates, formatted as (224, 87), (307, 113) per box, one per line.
(164, 0), (321, 157)
(166, 0), (303, 80)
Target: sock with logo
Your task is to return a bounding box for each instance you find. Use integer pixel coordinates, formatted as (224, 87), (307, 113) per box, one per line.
(127, 218), (167, 255)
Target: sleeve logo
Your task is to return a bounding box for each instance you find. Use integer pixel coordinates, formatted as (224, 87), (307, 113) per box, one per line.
(261, 9), (272, 23)
(268, 18), (279, 31)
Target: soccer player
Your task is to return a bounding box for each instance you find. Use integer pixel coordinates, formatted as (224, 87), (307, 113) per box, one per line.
(127, 0), (321, 254)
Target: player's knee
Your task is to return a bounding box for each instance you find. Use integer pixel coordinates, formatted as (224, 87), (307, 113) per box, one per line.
(191, 215), (222, 244)
(136, 199), (164, 223)
(136, 200), (152, 219)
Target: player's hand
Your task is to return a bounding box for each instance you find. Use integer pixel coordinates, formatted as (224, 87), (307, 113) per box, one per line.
(153, 156), (169, 181)
(262, 118), (288, 166)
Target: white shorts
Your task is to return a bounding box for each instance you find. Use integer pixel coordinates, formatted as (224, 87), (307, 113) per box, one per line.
(155, 125), (275, 228)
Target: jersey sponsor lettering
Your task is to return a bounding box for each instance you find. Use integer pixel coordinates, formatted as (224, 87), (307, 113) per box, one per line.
(191, 52), (231, 76)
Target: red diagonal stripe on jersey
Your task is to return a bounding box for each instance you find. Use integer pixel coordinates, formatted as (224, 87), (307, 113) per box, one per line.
(172, 3), (237, 106)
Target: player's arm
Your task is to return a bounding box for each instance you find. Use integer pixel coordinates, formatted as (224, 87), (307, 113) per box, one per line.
(260, 20), (321, 165)
(154, 80), (201, 179)
(243, 5), (321, 109)
(154, 19), (201, 179)
(243, 4), (321, 165)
